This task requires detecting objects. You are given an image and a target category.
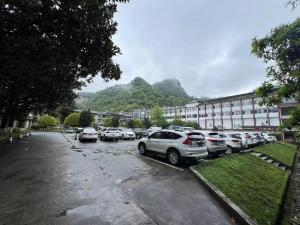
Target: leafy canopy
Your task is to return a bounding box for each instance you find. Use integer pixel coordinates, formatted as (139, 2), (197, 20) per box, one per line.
(151, 106), (167, 127)
(38, 115), (58, 127)
(0, 0), (127, 128)
(79, 110), (94, 127)
(64, 113), (80, 127)
(252, 18), (300, 106)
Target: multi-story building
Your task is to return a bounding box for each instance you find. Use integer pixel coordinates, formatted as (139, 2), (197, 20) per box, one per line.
(75, 110), (132, 126)
(136, 91), (298, 131)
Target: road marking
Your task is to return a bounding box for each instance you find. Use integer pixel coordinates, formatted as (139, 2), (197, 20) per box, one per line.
(127, 151), (184, 171)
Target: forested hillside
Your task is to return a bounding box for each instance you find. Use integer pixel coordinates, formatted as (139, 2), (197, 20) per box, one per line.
(77, 77), (194, 112)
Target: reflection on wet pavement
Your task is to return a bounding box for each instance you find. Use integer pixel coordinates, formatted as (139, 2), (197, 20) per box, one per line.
(0, 132), (232, 225)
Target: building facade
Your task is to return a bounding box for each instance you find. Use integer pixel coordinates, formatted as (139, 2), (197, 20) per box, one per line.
(135, 91), (298, 131)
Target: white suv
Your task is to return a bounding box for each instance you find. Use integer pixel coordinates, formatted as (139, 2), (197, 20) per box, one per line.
(99, 127), (120, 141)
(138, 130), (208, 165)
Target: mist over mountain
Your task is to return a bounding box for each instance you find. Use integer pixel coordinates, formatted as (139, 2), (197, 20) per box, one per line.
(77, 77), (194, 112)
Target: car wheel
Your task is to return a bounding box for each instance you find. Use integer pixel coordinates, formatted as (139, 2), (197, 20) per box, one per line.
(138, 143), (147, 155)
(168, 149), (181, 166)
(225, 146), (233, 155)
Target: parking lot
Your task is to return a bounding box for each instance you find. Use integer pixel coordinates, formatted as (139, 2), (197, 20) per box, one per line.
(0, 132), (233, 225)
(64, 133), (234, 225)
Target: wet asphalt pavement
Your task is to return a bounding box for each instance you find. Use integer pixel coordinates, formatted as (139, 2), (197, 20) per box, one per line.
(0, 132), (233, 225)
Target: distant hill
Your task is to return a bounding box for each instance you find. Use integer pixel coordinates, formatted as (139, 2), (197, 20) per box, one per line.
(76, 77), (194, 112)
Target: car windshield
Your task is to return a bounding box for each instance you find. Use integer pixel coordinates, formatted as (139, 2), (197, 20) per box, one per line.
(123, 129), (132, 132)
(84, 129), (96, 132)
(108, 128), (118, 131)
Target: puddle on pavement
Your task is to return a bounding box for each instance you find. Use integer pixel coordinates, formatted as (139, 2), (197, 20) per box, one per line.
(56, 205), (98, 218)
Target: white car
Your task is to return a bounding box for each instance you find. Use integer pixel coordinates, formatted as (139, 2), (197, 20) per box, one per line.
(261, 132), (277, 143)
(218, 132), (242, 154)
(79, 127), (98, 142)
(225, 132), (249, 149)
(99, 127), (120, 141)
(138, 130), (208, 165)
(120, 128), (136, 140)
(147, 127), (162, 134)
(193, 130), (227, 157)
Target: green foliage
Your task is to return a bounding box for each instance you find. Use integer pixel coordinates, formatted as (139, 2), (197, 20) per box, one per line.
(283, 105), (300, 129)
(38, 115), (59, 128)
(64, 113), (80, 127)
(78, 77), (194, 112)
(111, 115), (120, 127)
(195, 154), (289, 225)
(56, 102), (76, 123)
(185, 121), (199, 129)
(282, 105), (300, 140)
(252, 18), (300, 106)
(151, 106), (167, 127)
(171, 119), (184, 126)
(142, 118), (152, 129)
(0, 0), (127, 129)
(79, 110), (94, 127)
(133, 120), (143, 128)
(104, 118), (112, 127)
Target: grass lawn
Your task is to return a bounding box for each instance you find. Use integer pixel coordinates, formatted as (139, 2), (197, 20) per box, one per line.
(254, 142), (297, 167)
(195, 154), (289, 225)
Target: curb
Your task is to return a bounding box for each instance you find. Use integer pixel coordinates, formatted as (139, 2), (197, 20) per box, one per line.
(189, 166), (258, 225)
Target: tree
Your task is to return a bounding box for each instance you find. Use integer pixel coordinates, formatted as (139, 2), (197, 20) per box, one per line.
(79, 110), (94, 127)
(111, 115), (120, 127)
(64, 113), (80, 127)
(38, 115), (58, 128)
(151, 106), (167, 127)
(127, 119), (134, 128)
(104, 118), (112, 127)
(251, 18), (300, 106)
(133, 119), (142, 128)
(286, 0), (300, 8)
(142, 117), (152, 129)
(0, 0), (128, 128)
(57, 101), (76, 124)
(185, 121), (199, 129)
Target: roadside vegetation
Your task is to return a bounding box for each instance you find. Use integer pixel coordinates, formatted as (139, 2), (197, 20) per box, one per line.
(195, 154), (289, 225)
(255, 142), (297, 167)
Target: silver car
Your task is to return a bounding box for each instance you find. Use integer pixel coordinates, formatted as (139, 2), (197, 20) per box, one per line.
(194, 131), (227, 157)
(138, 130), (208, 165)
(79, 127), (98, 142)
(218, 132), (242, 154)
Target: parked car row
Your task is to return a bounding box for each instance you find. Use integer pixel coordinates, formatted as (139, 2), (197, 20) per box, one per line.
(138, 128), (277, 166)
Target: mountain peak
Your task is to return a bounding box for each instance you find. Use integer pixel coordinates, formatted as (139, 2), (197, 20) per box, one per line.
(130, 77), (149, 87)
(77, 77), (193, 112)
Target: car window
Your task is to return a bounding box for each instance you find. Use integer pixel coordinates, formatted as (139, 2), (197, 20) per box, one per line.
(163, 132), (181, 139)
(208, 133), (220, 138)
(150, 132), (162, 139)
(219, 134), (226, 138)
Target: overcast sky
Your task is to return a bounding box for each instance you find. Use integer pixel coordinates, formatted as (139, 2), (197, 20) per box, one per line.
(82, 0), (300, 98)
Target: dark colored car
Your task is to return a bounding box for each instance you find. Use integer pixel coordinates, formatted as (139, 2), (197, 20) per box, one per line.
(133, 128), (148, 139)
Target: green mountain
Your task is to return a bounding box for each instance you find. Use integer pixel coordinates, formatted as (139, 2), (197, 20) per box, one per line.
(77, 77), (193, 112)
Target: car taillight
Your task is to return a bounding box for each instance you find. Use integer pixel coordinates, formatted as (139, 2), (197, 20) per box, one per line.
(183, 136), (192, 145)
